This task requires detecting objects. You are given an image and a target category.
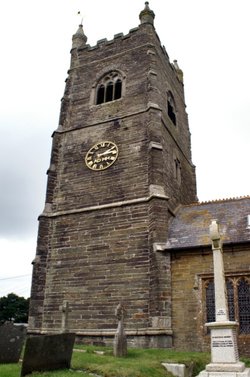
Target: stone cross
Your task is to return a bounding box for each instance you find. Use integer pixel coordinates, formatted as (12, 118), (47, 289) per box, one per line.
(209, 220), (229, 322)
(113, 303), (127, 357)
(60, 300), (70, 333)
(197, 220), (250, 377)
(115, 302), (125, 322)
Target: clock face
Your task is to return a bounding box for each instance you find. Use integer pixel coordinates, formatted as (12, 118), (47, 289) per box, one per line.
(85, 141), (119, 171)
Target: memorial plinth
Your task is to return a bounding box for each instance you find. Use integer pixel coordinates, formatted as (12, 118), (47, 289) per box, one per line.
(197, 221), (250, 377)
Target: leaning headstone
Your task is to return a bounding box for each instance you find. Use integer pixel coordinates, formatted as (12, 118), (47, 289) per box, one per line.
(113, 302), (127, 357)
(196, 221), (250, 377)
(20, 333), (75, 377)
(0, 321), (26, 363)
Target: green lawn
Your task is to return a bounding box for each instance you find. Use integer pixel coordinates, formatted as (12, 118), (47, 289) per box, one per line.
(0, 364), (92, 377)
(0, 346), (249, 377)
(72, 346), (210, 377)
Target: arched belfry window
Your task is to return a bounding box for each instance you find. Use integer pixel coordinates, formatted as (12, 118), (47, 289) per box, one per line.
(167, 92), (177, 126)
(96, 72), (123, 105)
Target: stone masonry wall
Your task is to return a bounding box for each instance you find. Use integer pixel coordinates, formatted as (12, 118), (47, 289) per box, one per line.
(41, 204), (151, 332)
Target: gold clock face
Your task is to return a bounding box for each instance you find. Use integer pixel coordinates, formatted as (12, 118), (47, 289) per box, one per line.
(85, 141), (119, 171)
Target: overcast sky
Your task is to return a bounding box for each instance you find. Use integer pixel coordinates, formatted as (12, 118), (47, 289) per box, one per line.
(0, 0), (249, 298)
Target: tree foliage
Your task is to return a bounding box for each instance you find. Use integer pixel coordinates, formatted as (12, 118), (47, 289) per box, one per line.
(0, 293), (29, 324)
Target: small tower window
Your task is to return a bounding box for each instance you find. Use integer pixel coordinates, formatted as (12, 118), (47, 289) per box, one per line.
(167, 92), (177, 126)
(168, 100), (176, 125)
(95, 72), (123, 105)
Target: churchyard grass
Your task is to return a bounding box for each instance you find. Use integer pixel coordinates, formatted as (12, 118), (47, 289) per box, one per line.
(72, 346), (211, 376)
(0, 363), (20, 377)
(0, 363), (92, 377)
(0, 346), (249, 377)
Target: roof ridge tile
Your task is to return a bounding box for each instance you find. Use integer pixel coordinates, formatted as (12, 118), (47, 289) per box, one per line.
(183, 195), (250, 208)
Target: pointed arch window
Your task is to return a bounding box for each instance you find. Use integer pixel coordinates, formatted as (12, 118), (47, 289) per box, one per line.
(167, 92), (177, 126)
(204, 276), (250, 334)
(96, 72), (123, 105)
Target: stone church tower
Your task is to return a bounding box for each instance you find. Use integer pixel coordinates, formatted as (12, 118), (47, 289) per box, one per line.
(28, 3), (197, 347)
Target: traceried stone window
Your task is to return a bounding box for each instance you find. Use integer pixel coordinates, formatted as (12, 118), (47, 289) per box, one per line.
(204, 276), (250, 334)
(167, 92), (177, 125)
(96, 72), (123, 105)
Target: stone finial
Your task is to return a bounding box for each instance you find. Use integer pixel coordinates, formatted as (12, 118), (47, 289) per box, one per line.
(139, 2), (155, 25)
(173, 60), (184, 83)
(72, 24), (87, 49)
(173, 60), (180, 71)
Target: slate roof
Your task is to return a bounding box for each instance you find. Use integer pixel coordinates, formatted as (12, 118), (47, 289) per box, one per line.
(166, 196), (250, 250)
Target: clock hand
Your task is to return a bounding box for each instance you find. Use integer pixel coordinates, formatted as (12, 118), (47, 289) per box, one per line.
(97, 148), (117, 157)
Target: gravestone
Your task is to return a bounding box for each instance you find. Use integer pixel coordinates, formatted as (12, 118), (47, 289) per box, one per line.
(20, 333), (75, 376)
(113, 303), (127, 357)
(0, 321), (26, 363)
(197, 221), (250, 377)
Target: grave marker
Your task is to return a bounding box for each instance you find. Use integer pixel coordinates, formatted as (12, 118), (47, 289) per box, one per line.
(21, 333), (75, 376)
(0, 322), (26, 363)
(113, 302), (127, 357)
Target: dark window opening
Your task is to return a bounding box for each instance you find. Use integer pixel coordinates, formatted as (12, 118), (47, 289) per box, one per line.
(168, 100), (176, 125)
(106, 82), (113, 102)
(206, 281), (215, 323)
(114, 79), (122, 100)
(96, 85), (105, 105)
(227, 280), (235, 321)
(238, 279), (250, 334)
(205, 277), (250, 334)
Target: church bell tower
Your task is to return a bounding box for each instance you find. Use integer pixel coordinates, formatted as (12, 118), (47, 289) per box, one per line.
(28, 3), (197, 347)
